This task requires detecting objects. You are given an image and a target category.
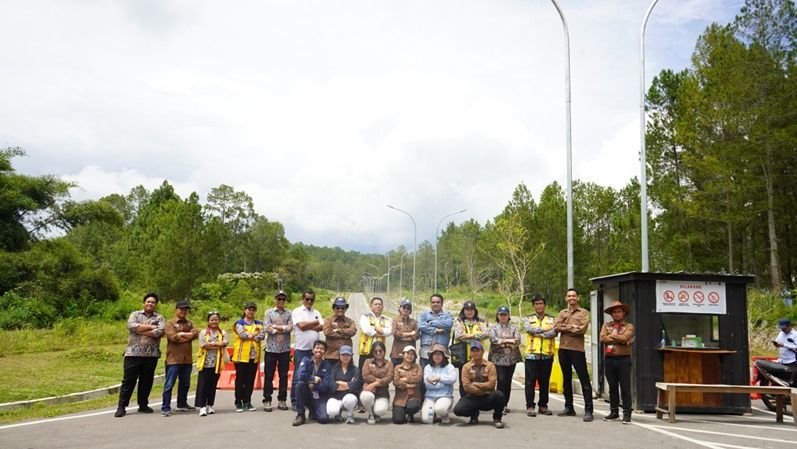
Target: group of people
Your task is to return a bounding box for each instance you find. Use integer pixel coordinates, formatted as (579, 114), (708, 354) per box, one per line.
(114, 288), (638, 427)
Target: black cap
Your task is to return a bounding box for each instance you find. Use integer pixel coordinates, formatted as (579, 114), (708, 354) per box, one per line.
(175, 300), (191, 309)
(463, 300), (476, 309)
(244, 302), (257, 310)
(274, 290), (287, 299)
(778, 318), (792, 328)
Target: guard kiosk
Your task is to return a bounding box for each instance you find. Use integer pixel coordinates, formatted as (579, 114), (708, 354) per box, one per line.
(590, 272), (754, 414)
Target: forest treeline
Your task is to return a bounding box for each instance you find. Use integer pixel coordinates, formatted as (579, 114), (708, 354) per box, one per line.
(0, 1), (795, 328)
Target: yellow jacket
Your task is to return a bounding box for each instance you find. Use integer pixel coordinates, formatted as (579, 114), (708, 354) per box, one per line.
(524, 314), (556, 357)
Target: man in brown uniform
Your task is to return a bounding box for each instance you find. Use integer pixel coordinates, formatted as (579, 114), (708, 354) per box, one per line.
(161, 300), (199, 416)
(599, 300), (635, 423)
(554, 288), (593, 422)
(323, 297), (358, 363)
(453, 341), (505, 428)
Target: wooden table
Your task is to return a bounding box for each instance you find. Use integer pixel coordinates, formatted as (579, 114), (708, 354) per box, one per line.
(658, 348), (736, 409)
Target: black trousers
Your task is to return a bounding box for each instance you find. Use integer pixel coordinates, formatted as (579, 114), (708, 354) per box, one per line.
(604, 356), (632, 414)
(453, 390), (505, 421)
(234, 360), (258, 406)
(495, 365), (515, 406)
(118, 356), (158, 408)
(263, 351), (291, 402)
(392, 398), (422, 424)
(558, 349), (593, 413)
(524, 358), (553, 408)
(195, 369), (220, 407)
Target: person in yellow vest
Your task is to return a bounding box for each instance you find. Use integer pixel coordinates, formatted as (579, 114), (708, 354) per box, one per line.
(523, 294), (557, 417)
(231, 302), (265, 412)
(195, 311), (228, 416)
(452, 301), (488, 397)
(358, 297), (393, 372)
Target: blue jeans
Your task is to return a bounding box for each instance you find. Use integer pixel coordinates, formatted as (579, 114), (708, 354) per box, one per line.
(162, 364), (192, 411)
(295, 381), (329, 423)
(290, 349), (313, 404)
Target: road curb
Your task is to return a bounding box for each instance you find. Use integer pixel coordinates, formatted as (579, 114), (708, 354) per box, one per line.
(0, 373), (166, 412)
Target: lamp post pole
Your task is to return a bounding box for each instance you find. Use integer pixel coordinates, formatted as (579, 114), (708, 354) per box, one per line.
(549, 0), (574, 288)
(640, 0), (661, 272)
(387, 205), (417, 301)
(434, 209), (467, 292)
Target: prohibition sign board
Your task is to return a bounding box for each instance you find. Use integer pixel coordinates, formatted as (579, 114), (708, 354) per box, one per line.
(708, 292), (720, 304)
(693, 291), (705, 304)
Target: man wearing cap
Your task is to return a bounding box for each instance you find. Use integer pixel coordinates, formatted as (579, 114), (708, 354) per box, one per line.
(773, 318), (797, 385)
(232, 302), (265, 412)
(291, 290), (324, 409)
(390, 299), (419, 366)
(453, 341), (505, 428)
(324, 297), (358, 363)
(599, 300), (635, 423)
(263, 290), (293, 412)
(554, 288), (594, 421)
(161, 300), (199, 416)
(523, 294), (557, 417)
(115, 292), (165, 418)
(418, 293), (453, 369)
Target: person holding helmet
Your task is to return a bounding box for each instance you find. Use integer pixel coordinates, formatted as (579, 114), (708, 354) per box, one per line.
(421, 344), (457, 424)
(392, 345), (423, 424)
(323, 297), (357, 364)
(599, 300), (635, 423)
(391, 299), (419, 366)
(488, 305), (521, 415)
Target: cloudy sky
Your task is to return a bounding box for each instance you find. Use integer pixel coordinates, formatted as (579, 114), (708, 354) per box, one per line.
(0, 0), (744, 253)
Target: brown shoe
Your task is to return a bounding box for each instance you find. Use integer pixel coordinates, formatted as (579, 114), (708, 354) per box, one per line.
(538, 407), (552, 416)
(526, 407), (537, 417)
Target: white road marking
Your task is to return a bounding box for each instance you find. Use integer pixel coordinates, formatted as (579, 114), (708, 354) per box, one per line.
(646, 424), (797, 445)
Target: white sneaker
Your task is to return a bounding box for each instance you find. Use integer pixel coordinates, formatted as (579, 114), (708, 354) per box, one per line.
(207, 406), (215, 415)
(199, 407), (207, 417)
(441, 416), (450, 424)
(366, 414), (376, 425)
(345, 413), (355, 424)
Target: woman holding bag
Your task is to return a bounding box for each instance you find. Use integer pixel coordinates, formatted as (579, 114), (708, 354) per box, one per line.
(451, 301), (488, 397)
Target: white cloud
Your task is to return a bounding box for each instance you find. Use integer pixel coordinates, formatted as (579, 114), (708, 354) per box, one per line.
(0, 0), (744, 253)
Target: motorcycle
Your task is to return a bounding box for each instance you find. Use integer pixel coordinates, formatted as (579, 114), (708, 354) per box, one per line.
(752, 347), (796, 414)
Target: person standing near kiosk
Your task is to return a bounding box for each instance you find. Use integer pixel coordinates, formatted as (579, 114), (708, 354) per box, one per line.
(554, 288), (594, 422)
(599, 300), (635, 423)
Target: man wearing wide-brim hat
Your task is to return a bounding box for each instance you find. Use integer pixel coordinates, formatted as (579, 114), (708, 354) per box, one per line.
(598, 300), (635, 424)
(323, 297), (357, 362)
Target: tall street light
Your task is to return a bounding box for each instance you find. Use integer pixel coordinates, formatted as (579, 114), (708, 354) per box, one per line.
(434, 209), (467, 292)
(639, 0), (661, 273)
(549, 0), (574, 288)
(387, 205), (417, 301)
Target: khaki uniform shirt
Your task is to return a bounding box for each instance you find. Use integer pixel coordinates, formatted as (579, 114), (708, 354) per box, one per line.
(322, 314), (357, 360)
(461, 359), (497, 396)
(554, 307), (590, 352)
(165, 317), (197, 365)
(390, 317), (419, 359)
(599, 320), (635, 357)
(392, 363), (422, 406)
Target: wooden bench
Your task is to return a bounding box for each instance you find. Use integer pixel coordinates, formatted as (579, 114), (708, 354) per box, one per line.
(655, 382), (797, 425)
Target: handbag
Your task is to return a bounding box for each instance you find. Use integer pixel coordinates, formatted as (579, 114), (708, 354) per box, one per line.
(449, 341), (468, 367)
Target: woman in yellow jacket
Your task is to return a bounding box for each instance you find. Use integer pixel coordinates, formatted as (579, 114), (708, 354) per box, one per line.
(452, 301), (488, 397)
(231, 302), (265, 412)
(195, 311), (228, 416)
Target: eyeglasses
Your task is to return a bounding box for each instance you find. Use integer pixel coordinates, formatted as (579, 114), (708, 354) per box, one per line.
(334, 306), (346, 310)
(303, 297), (315, 302)
(276, 297), (286, 301)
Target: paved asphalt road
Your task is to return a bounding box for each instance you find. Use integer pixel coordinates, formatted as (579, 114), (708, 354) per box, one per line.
(1, 293), (794, 449)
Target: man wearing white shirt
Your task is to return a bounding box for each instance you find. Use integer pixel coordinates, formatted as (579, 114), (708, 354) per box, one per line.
(358, 297), (393, 372)
(291, 290), (324, 409)
(773, 318), (797, 385)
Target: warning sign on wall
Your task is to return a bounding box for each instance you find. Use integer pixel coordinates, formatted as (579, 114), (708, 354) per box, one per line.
(655, 280), (726, 315)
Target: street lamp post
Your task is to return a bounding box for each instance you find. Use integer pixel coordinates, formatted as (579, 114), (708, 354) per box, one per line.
(399, 250), (409, 299)
(387, 205), (417, 301)
(640, 0), (661, 273)
(548, 0), (574, 288)
(434, 209), (467, 292)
